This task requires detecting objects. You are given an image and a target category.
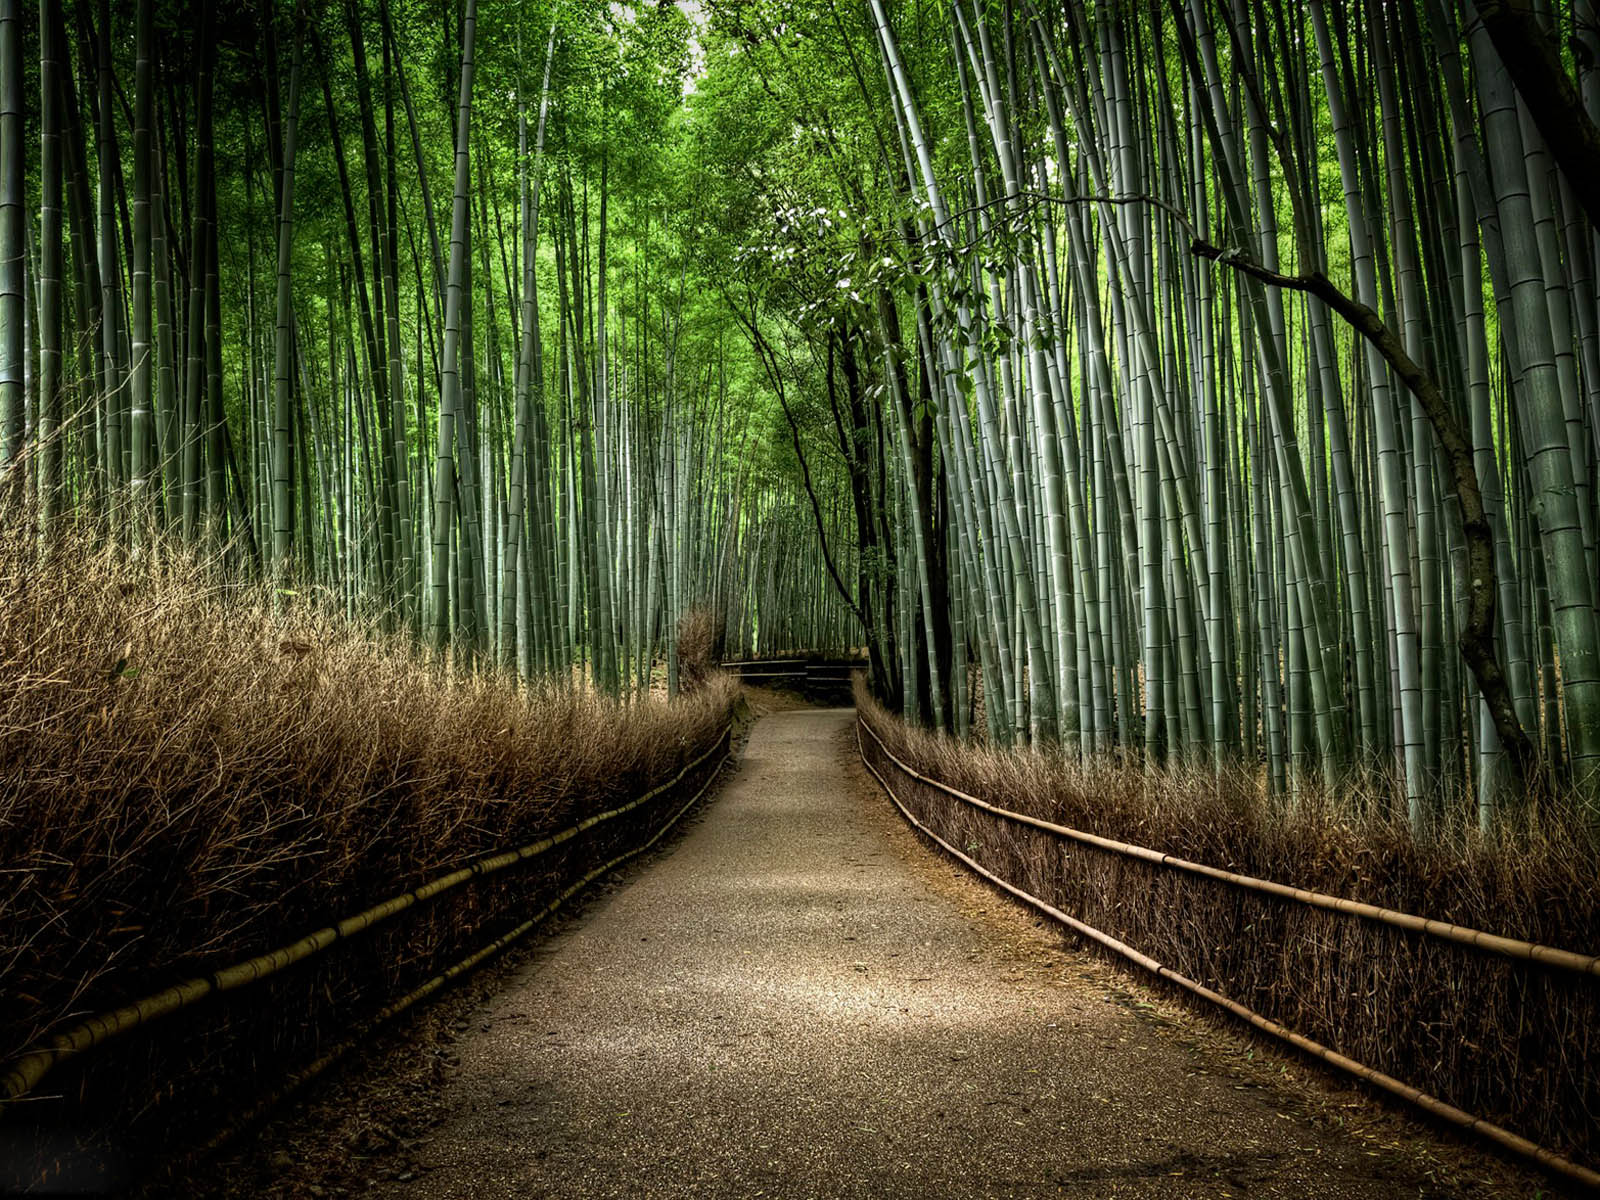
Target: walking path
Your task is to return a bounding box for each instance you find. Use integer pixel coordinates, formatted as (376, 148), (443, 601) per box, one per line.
(365, 709), (1503, 1198)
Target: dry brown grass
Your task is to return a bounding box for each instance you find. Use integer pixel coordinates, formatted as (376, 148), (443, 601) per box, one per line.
(0, 525), (736, 1153)
(856, 677), (1600, 1170)
(675, 606), (717, 692)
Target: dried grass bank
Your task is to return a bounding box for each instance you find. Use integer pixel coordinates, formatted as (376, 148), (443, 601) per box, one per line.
(0, 527), (738, 1172)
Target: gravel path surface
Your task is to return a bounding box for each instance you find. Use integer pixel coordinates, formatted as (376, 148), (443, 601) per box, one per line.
(357, 708), (1515, 1199)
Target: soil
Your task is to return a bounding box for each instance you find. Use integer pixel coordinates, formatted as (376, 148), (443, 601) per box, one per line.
(174, 707), (1564, 1199)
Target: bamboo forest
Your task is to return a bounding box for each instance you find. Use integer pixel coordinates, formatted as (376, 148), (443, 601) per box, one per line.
(3, 0), (1600, 1195)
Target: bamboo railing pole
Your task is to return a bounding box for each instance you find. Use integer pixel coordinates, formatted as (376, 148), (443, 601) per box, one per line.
(0, 724), (732, 1105)
(185, 734), (734, 1163)
(856, 717), (1600, 977)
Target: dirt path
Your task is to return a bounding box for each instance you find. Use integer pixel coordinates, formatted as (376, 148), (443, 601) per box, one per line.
(314, 708), (1524, 1200)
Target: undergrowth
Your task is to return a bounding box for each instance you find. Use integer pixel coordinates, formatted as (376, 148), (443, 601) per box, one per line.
(0, 525), (737, 1081)
(856, 676), (1600, 1168)
(676, 606), (717, 692)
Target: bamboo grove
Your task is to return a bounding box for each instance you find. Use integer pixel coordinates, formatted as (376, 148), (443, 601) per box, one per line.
(0, 0), (856, 697)
(4, 0), (1600, 833)
(695, 0), (1600, 832)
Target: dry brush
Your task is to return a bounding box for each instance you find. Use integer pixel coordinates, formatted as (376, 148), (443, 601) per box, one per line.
(0, 525), (738, 1173)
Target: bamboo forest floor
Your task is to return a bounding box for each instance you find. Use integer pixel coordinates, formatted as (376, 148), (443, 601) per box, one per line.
(185, 709), (1555, 1199)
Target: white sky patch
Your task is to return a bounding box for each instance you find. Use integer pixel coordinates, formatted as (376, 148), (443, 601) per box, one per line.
(677, 0), (708, 94)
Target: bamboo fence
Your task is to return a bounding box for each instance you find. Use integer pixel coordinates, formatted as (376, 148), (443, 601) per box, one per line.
(856, 715), (1600, 1192)
(0, 722), (734, 1110)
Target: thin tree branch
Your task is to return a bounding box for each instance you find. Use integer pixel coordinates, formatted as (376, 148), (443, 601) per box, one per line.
(1190, 237), (1538, 786)
(722, 284), (870, 634)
